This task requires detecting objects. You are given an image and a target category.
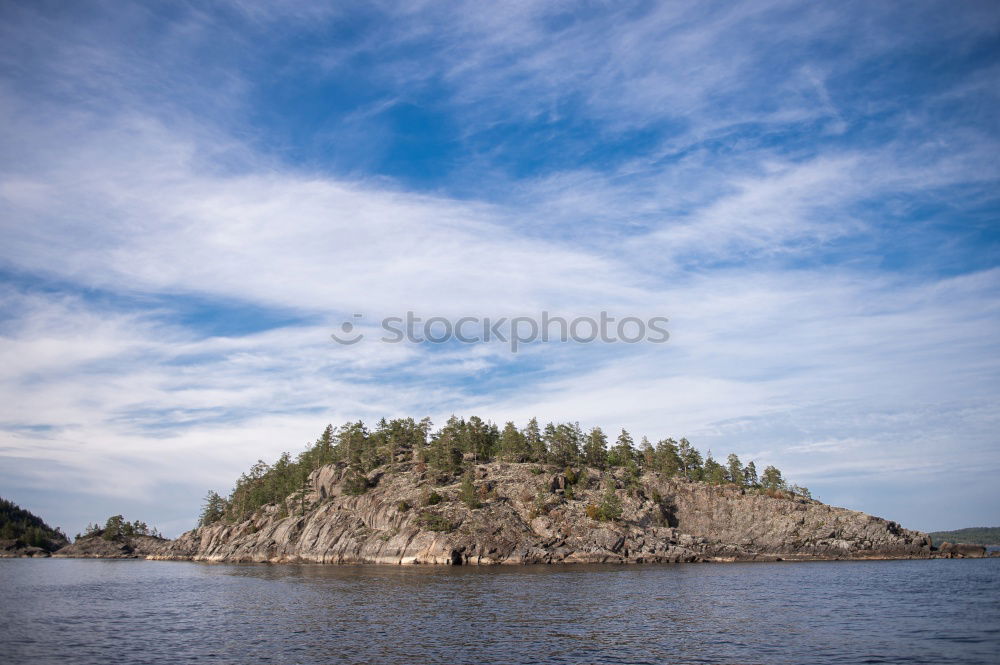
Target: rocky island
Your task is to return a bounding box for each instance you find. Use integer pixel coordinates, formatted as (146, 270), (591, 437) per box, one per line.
(11, 417), (991, 564)
(150, 460), (937, 565)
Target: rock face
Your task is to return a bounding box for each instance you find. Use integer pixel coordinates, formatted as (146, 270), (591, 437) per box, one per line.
(150, 462), (933, 565)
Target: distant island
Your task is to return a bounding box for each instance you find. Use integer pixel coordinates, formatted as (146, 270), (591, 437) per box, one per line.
(0, 497), (68, 557)
(0, 501), (168, 559)
(5, 417), (994, 564)
(50, 516), (168, 559)
(929, 527), (1000, 547)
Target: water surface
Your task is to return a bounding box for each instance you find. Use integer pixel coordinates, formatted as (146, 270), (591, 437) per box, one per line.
(1, 558), (998, 664)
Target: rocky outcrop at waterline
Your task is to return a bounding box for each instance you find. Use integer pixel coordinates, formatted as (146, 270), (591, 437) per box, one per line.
(145, 462), (934, 565)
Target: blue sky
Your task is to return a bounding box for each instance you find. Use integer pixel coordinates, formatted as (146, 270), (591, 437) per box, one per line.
(0, 1), (998, 537)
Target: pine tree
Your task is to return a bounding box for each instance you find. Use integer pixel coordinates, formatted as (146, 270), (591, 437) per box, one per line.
(761, 465), (785, 491)
(523, 417), (545, 463)
(428, 421), (463, 475)
(726, 454), (744, 486)
(102, 515), (126, 541)
(315, 424), (336, 467)
(568, 422), (584, 464)
(498, 421), (529, 462)
(607, 429), (634, 467)
(583, 427), (608, 469)
(655, 438), (682, 476)
(677, 438), (703, 480)
(338, 421), (370, 469)
(373, 418), (393, 472)
(624, 458), (642, 494)
(640, 436), (655, 468)
(199, 491), (227, 526)
(294, 467), (312, 515)
(466, 416), (499, 463)
(416, 417), (433, 462)
(460, 468), (481, 509)
(541, 422), (558, 461)
(703, 452), (726, 485)
(548, 423), (582, 467)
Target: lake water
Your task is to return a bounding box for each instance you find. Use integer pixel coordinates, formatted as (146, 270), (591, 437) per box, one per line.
(1, 558), (998, 664)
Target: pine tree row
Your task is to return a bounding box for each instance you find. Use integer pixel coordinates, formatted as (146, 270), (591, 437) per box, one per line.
(201, 416), (810, 527)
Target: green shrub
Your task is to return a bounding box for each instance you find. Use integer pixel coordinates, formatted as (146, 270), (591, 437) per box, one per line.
(396, 500), (411, 513)
(597, 487), (622, 522)
(530, 488), (552, 519)
(460, 471), (481, 509)
(418, 511), (454, 532)
(343, 468), (369, 496)
(425, 490), (443, 506)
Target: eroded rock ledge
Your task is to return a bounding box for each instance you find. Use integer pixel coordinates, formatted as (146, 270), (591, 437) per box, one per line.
(140, 462), (937, 565)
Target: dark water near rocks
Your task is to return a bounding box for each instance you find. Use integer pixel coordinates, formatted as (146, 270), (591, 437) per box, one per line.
(1, 558), (998, 665)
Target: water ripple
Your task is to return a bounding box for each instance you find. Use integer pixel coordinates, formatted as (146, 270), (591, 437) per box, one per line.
(1, 558), (998, 665)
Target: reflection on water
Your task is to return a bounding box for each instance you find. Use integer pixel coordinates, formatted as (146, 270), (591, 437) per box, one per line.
(1, 558), (998, 664)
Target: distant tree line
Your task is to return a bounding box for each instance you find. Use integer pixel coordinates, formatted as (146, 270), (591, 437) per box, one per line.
(0, 497), (67, 550)
(200, 416), (811, 527)
(928, 526), (1000, 547)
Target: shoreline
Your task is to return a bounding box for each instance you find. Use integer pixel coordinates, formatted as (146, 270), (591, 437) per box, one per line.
(31, 551), (989, 564)
(11, 538), (998, 565)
